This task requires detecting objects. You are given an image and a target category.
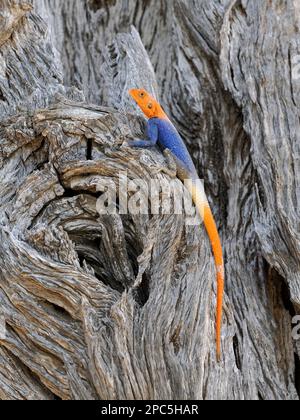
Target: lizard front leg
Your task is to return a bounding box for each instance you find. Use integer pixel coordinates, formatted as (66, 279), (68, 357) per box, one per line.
(127, 120), (177, 178)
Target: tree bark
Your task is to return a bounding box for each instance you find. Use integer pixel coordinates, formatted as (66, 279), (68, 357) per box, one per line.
(0, 0), (299, 400)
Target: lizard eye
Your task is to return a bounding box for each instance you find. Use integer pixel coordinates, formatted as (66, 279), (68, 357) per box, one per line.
(148, 103), (153, 109)
(139, 92), (145, 98)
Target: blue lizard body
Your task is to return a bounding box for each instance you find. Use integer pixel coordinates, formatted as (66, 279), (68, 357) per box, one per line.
(130, 118), (198, 179)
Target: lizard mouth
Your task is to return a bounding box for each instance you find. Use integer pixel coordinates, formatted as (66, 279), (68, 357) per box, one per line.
(128, 89), (139, 102)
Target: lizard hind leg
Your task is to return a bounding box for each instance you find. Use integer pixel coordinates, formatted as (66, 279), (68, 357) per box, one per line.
(203, 204), (224, 362)
(147, 148), (178, 178)
(186, 181), (225, 362)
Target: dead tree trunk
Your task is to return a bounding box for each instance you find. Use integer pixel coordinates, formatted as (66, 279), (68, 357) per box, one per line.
(0, 0), (299, 400)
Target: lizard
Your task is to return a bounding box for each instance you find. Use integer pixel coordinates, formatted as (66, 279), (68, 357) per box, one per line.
(128, 88), (225, 361)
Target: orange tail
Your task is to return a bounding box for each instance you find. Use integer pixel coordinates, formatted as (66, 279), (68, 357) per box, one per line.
(187, 182), (225, 361)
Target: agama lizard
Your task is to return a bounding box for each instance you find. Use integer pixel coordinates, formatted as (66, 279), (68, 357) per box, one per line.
(129, 88), (224, 361)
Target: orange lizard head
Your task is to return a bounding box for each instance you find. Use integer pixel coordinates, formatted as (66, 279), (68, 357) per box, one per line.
(129, 88), (167, 119)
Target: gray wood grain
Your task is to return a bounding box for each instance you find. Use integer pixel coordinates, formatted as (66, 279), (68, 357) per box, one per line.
(0, 0), (299, 400)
